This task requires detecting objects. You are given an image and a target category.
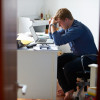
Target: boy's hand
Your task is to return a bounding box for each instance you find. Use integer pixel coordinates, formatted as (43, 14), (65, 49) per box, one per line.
(48, 17), (58, 34)
(49, 17), (58, 25)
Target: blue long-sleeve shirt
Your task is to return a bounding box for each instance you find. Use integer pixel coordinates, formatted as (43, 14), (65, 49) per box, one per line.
(49, 20), (98, 60)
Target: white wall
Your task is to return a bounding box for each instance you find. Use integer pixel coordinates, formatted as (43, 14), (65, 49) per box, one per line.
(17, 0), (45, 18)
(44, 0), (99, 49)
(17, 0), (99, 51)
(17, 0), (46, 33)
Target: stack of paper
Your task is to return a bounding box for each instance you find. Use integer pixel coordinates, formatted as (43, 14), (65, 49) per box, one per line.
(87, 87), (96, 96)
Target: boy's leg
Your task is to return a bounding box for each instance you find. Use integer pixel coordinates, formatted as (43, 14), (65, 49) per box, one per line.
(63, 56), (94, 100)
(57, 53), (77, 93)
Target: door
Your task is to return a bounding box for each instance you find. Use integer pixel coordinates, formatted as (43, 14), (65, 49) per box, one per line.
(0, 0), (17, 100)
(96, 1), (100, 100)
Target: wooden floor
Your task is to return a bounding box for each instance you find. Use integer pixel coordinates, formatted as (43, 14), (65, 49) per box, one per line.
(17, 92), (86, 100)
(17, 81), (64, 100)
(17, 81), (86, 100)
(17, 96), (64, 100)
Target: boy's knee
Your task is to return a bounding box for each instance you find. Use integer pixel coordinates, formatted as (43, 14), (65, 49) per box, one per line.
(63, 63), (72, 75)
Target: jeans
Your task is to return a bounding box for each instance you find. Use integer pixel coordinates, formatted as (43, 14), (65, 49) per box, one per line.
(57, 53), (96, 93)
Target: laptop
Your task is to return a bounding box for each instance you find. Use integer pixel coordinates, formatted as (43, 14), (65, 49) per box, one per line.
(29, 26), (54, 44)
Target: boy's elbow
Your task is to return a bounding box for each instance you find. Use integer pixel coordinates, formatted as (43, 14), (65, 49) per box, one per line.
(54, 42), (61, 46)
(54, 40), (67, 46)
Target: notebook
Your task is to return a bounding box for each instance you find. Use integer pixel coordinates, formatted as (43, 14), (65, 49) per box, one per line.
(29, 26), (54, 44)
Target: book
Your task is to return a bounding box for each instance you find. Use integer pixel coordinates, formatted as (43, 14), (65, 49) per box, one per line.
(87, 87), (96, 96)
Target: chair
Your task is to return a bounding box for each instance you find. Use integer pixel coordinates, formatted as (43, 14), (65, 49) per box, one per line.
(75, 54), (97, 100)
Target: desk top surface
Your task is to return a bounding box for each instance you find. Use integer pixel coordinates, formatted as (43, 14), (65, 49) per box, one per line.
(18, 44), (59, 52)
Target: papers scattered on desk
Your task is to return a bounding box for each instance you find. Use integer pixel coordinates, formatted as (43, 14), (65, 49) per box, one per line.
(17, 32), (34, 45)
(17, 32), (49, 45)
(33, 44), (58, 51)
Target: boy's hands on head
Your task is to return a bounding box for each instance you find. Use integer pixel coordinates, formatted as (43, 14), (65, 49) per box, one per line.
(48, 17), (58, 34)
(49, 17), (58, 25)
(51, 18), (55, 24)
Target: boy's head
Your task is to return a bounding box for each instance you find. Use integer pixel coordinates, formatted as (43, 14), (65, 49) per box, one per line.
(54, 8), (74, 21)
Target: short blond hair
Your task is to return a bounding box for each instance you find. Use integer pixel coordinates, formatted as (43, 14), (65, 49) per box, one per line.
(54, 8), (74, 20)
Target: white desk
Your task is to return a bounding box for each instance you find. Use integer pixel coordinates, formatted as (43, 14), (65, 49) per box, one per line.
(17, 45), (58, 100)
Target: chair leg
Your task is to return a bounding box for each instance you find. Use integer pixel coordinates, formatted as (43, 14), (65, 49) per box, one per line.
(75, 85), (84, 100)
(75, 81), (90, 100)
(77, 85), (84, 96)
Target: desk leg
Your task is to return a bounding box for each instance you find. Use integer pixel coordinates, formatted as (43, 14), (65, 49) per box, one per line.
(51, 53), (57, 100)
